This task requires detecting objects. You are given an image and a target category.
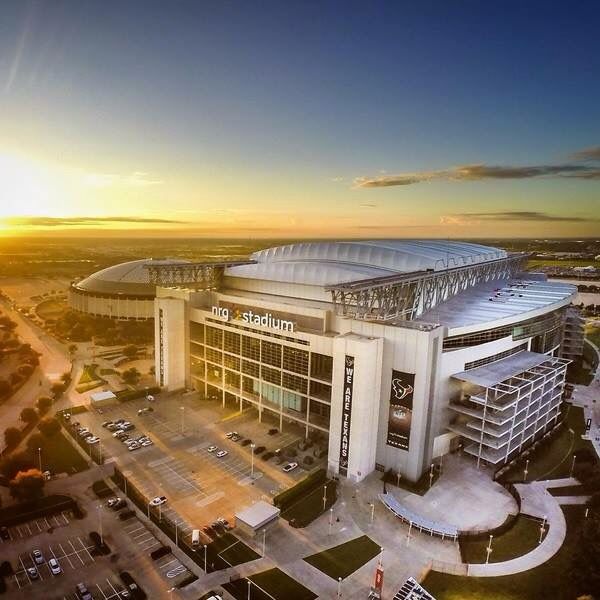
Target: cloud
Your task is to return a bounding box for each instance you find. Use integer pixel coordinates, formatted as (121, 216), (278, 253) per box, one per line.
(5, 216), (183, 227)
(439, 211), (595, 225)
(354, 145), (600, 188)
(84, 171), (163, 187)
(359, 202), (377, 209)
(570, 146), (600, 162)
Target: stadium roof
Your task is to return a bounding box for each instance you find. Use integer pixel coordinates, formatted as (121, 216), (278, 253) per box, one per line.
(73, 258), (188, 296)
(226, 240), (507, 286)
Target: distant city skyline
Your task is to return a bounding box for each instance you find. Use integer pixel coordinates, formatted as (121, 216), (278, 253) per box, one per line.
(1, 1), (599, 238)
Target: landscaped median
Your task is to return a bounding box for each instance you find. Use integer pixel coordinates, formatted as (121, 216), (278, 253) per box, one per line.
(273, 468), (337, 527)
(224, 568), (317, 600)
(0, 494), (83, 527)
(57, 407), (104, 465)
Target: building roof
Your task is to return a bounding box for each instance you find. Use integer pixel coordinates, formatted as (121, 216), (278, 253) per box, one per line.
(90, 390), (117, 402)
(226, 240), (507, 286)
(235, 500), (280, 529)
(73, 258), (188, 297)
(417, 278), (576, 332)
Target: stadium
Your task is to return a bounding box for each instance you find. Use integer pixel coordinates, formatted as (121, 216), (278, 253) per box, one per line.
(151, 240), (580, 483)
(69, 258), (188, 320)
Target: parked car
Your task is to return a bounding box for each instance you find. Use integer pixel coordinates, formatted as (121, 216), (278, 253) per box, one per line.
(261, 452), (274, 461)
(112, 499), (127, 511)
(283, 462), (298, 472)
(113, 430), (128, 438)
(32, 549), (44, 564)
(0, 526), (9, 540)
(85, 436), (100, 445)
(49, 557), (62, 575)
(253, 445), (265, 455)
(225, 431), (237, 439)
(77, 428), (91, 438)
(127, 442), (141, 451)
(101, 421), (113, 428)
(106, 423), (119, 431)
(230, 434), (241, 442)
(75, 582), (93, 600)
(27, 567), (39, 579)
(240, 439), (252, 447)
(216, 450), (228, 458)
(141, 439), (153, 447)
(202, 526), (216, 539)
(149, 496), (167, 507)
(107, 497), (122, 508)
(114, 419), (125, 425)
(267, 428), (278, 435)
(206, 595), (222, 600)
(207, 445), (218, 453)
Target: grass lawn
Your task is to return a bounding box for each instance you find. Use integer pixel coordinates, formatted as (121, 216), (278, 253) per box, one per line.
(499, 405), (594, 484)
(224, 568), (317, 600)
(304, 535), (381, 580)
(423, 505), (586, 600)
(207, 532), (260, 571)
(460, 515), (545, 564)
(383, 467), (440, 496)
(548, 484), (586, 497)
(280, 479), (337, 527)
(27, 431), (88, 475)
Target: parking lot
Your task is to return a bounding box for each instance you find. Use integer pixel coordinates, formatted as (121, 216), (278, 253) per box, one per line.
(71, 393), (323, 533)
(0, 510), (73, 543)
(60, 577), (128, 600)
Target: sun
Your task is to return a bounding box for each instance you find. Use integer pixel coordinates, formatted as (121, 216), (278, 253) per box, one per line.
(0, 153), (60, 221)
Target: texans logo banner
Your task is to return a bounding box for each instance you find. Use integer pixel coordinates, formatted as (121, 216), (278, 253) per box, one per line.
(386, 370), (415, 450)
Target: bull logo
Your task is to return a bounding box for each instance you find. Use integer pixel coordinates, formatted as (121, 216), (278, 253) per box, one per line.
(391, 377), (413, 401)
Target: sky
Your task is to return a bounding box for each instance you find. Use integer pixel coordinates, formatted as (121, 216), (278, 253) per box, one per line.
(0, 0), (599, 238)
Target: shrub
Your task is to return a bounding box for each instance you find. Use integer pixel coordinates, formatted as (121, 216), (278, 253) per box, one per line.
(19, 407), (38, 424)
(38, 417), (61, 438)
(17, 364), (34, 377)
(0, 451), (33, 480)
(0, 379), (10, 397)
(3, 427), (22, 449)
(9, 469), (45, 502)
(36, 396), (53, 414)
(0, 561), (13, 576)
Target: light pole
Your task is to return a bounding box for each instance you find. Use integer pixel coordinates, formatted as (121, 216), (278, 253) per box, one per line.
(180, 406), (185, 434)
(250, 443), (255, 479)
(329, 507), (333, 535)
(204, 544), (207, 572)
(406, 521), (412, 547)
(539, 515), (546, 544)
(524, 459), (529, 481)
(323, 483), (328, 512)
(570, 454), (577, 477)
(337, 576), (342, 598)
(37, 447), (42, 472)
(429, 463), (434, 489)
(247, 579), (251, 600)
(485, 534), (493, 564)
(396, 470), (401, 488)
(370, 502), (375, 523)
(98, 505), (103, 545)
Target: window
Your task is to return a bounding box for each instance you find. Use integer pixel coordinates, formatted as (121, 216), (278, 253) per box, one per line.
(190, 358), (205, 378)
(225, 370), (240, 390)
(242, 336), (261, 361)
(224, 330), (241, 355)
(283, 346), (309, 375)
(310, 380), (331, 402)
(261, 365), (281, 386)
(223, 354), (240, 371)
(206, 364), (222, 384)
(261, 340), (282, 367)
(190, 322), (204, 343)
(309, 399), (330, 427)
(310, 352), (332, 381)
(205, 347), (222, 365)
(206, 326), (223, 349)
(189, 341), (204, 357)
(282, 372), (308, 394)
(241, 360), (260, 378)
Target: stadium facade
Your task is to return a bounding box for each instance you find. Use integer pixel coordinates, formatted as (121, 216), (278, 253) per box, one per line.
(69, 258), (188, 320)
(153, 240), (578, 482)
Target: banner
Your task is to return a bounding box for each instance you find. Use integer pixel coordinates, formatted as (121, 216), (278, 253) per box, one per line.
(338, 355), (355, 477)
(386, 370), (415, 450)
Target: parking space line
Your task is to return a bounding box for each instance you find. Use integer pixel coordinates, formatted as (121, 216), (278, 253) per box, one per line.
(77, 537), (95, 562)
(68, 540), (85, 566)
(59, 543), (76, 569)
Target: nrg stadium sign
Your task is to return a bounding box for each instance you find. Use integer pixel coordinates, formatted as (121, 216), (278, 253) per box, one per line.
(212, 306), (295, 333)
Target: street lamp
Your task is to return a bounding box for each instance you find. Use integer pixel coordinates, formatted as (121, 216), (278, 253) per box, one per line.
(323, 483), (328, 512)
(180, 406), (185, 434)
(406, 521), (413, 547)
(37, 447), (42, 472)
(329, 507), (333, 535)
(429, 463), (434, 488)
(337, 576), (342, 598)
(485, 534), (494, 564)
(524, 459), (529, 481)
(369, 502), (375, 523)
(204, 544), (208, 572)
(570, 454), (577, 477)
(247, 579), (251, 600)
(539, 515), (547, 544)
(250, 443), (256, 479)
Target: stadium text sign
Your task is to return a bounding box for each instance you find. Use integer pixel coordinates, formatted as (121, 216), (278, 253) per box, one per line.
(211, 306), (295, 332)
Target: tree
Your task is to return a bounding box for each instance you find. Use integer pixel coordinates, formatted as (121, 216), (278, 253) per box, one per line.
(122, 367), (140, 384)
(3, 427), (22, 449)
(17, 363), (34, 377)
(36, 396), (53, 414)
(0, 451), (33, 480)
(26, 432), (45, 452)
(0, 378), (11, 397)
(37, 417), (61, 438)
(9, 469), (45, 502)
(68, 344), (78, 355)
(20, 407), (38, 425)
(51, 381), (66, 398)
(571, 514), (600, 596)
(123, 344), (138, 359)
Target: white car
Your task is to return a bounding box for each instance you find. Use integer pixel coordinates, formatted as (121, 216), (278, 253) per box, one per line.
(216, 450), (228, 458)
(283, 462), (298, 472)
(78, 428), (91, 437)
(149, 495), (167, 507)
(48, 557), (62, 575)
(107, 497), (121, 508)
(225, 431), (237, 439)
(85, 436), (100, 445)
(127, 442), (141, 451)
(26, 566), (39, 580)
(207, 445), (218, 453)
(141, 439), (153, 447)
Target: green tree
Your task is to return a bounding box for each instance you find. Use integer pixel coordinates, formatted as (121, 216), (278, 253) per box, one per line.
(123, 344), (138, 359)
(0, 451), (33, 480)
(36, 396), (53, 414)
(122, 367), (140, 384)
(37, 417), (61, 438)
(9, 469), (45, 502)
(51, 381), (66, 398)
(26, 432), (45, 452)
(19, 407), (38, 425)
(3, 427), (22, 449)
